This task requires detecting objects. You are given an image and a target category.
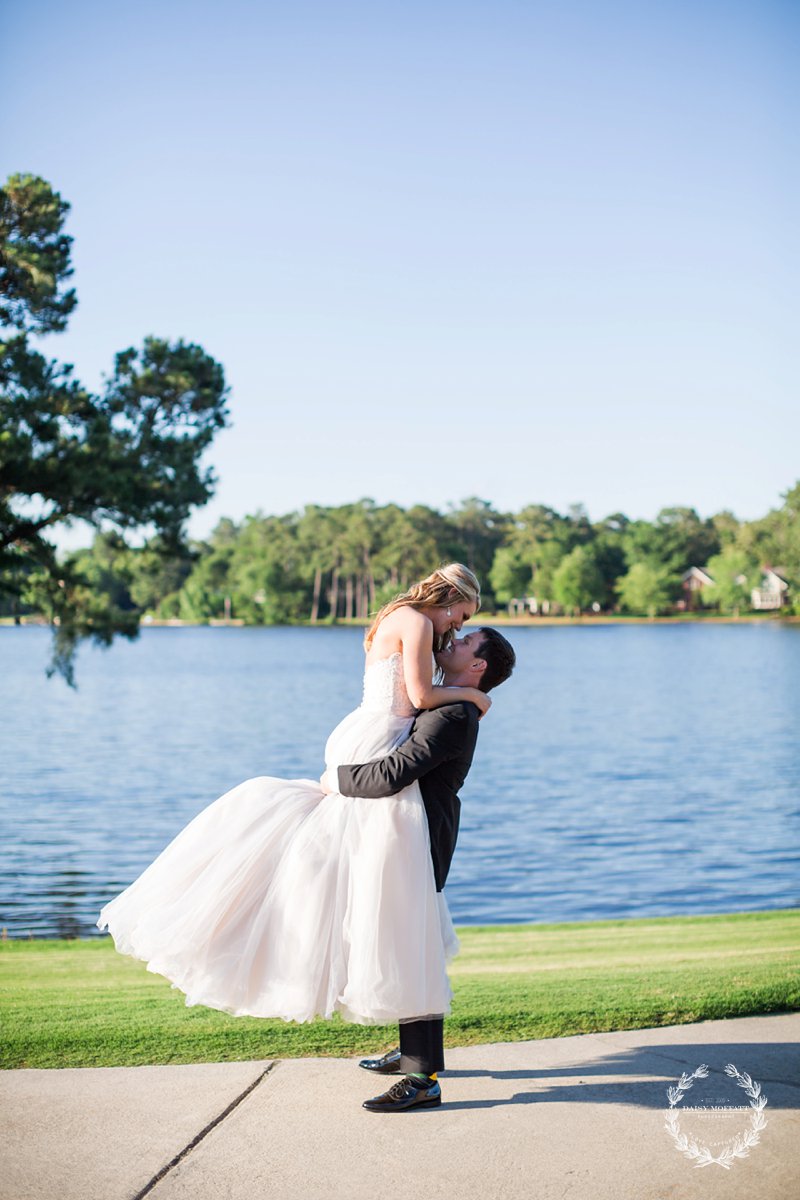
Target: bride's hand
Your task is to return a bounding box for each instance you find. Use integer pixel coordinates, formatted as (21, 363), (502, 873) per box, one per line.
(465, 688), (492, 718)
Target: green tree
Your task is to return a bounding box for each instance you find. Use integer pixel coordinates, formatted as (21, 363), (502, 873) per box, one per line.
(167, 519), (238, 621)
(0, 174), (230, 680)
(336, 499), (379, 621)
(371, 504), (442, 606)
(617, 562), (673, 618)
(565, 502), (594, 546)
(228, 512), (309, 623)
(489, 545), (533, 607)
(591, 512), (629, 609)
(710, 510), (741, 549)
(125, 536), (195, 613)
(445, 497), (508, 604)
(69, 531), (137, 614)
(0, 173), (76, 334)
(296, 505), (339, 623)
(704, 547), (758, 615)
(501, 504), (576, 611)
(744, 480), (800, 611)
(622, 507), (720, 605)
(552, 544), (605, 615)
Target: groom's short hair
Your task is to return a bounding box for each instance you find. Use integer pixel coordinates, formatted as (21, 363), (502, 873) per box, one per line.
(475, 628), (516, 693)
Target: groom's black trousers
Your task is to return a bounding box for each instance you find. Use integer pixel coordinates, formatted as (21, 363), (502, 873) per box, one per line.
(399, 1016), (445, 1075)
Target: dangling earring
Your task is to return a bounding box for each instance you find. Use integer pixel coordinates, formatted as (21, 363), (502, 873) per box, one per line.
(447, 607), (452, 617)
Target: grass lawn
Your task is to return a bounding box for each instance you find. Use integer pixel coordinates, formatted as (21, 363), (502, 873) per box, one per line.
(1, 909), (798, 1069)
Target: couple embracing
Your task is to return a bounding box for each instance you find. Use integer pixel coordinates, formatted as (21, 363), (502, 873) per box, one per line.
(99, 564), (516, 1113)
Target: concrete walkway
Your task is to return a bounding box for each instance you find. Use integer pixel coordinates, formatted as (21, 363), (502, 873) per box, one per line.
(2, 1013), (798, 1200)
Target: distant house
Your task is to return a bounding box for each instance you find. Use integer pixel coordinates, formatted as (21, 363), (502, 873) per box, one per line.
(751, 567), (789, 611)
(680, 566), (715, 610)
(507, 595), (553, 616)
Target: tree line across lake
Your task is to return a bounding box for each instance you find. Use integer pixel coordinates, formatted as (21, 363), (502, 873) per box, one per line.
(33, 485), (798, 628)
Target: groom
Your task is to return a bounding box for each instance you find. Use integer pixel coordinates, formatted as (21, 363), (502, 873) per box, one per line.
(322, 626), (516, 1112)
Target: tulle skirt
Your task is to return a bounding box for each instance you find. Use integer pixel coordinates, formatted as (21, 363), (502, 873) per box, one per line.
(97, 705), (459, 1024)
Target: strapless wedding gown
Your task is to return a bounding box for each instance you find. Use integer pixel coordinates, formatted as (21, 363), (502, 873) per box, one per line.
(97, 652), (459, 1024)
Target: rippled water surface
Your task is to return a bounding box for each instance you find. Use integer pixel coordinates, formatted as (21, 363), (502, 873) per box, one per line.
(1, 623), (798, 936)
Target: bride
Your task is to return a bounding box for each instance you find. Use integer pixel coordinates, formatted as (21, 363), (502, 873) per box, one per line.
(97, 563), (488, 1026)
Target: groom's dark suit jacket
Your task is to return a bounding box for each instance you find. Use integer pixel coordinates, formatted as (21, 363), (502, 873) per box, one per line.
(335, 702), (480, 892)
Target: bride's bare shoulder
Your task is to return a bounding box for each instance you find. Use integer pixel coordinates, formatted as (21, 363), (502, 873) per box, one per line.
(371, 606), (432, 651)
(384, 605), (431, 633)
(392, 608), (434, 654)
(367, 607), (433, 668)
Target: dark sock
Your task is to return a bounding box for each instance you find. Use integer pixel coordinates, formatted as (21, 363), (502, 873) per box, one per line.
(408, 1071), (437, 1086)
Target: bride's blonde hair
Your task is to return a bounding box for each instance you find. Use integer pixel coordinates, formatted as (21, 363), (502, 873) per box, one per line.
(364, 563), (481, 649)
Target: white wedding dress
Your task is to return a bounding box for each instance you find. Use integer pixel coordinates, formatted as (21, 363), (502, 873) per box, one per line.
(97, 652), (459, 1024)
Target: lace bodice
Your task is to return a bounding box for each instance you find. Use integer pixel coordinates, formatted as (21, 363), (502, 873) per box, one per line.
(361, 651), (416, 718)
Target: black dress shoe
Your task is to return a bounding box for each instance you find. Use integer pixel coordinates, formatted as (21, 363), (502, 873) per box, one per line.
(363, 1075), (442, 1113)
(358, 1047), (403, 1074)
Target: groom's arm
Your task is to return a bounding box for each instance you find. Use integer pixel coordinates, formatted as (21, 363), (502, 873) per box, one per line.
(328, 704), (479, 798)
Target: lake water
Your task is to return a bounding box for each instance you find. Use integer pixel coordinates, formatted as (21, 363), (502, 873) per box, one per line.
(1, 623), (798, 938)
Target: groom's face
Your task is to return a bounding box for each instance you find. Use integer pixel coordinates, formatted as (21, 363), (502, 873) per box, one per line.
(435, 630), (486, 679)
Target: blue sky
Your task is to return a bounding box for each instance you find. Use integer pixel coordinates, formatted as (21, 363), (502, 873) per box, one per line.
(1, 0), (797, 543)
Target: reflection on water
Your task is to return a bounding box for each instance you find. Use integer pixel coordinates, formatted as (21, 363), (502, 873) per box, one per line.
(1, 623), (798, 937)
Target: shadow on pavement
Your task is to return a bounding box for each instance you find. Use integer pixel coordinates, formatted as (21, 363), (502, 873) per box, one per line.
(439, 1041), (800, 1110)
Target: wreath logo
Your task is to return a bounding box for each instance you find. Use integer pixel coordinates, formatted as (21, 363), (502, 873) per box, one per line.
(664, 1063), (768, 1169)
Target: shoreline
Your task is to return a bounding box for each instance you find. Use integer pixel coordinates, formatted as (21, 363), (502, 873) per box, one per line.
(3, 904), (798, 944)
(2, 612), (798, 630)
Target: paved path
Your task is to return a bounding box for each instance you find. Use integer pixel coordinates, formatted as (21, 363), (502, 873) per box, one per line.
(2, 1013), (798, 1200)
